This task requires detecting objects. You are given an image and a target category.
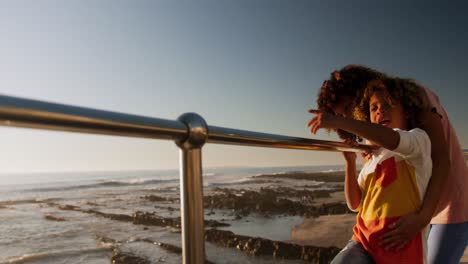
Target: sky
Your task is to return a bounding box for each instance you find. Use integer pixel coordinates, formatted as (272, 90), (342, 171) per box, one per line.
(0, 0), (467, 173)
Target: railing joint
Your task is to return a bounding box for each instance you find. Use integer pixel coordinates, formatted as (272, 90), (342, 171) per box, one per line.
(176, 112), (208, 150)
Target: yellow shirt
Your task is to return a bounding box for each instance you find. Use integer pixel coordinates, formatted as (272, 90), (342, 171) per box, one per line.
(353, 128), (432, 264)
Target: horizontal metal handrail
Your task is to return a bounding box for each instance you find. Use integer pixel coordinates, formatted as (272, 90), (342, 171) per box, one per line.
(0, 94), (377, 263)
(0, 94), (374, 153)
(6, 94), (465, 263)
(0, 95), (188, 141)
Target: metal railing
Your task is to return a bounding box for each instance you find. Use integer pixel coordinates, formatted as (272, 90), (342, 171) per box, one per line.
(0, 94), (455, 263)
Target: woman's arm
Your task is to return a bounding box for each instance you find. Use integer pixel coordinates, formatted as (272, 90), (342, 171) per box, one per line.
(379, 110), (450, 250)
(416, 109), (450, 222)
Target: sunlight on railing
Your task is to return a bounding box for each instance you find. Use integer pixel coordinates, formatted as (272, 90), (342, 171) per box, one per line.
(0, 94), (465, 264)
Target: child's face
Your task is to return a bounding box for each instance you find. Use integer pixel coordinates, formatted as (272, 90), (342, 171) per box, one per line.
(369, 91), (407, 130)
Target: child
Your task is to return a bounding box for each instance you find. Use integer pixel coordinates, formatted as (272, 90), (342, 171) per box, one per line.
(308, 78), (432, 264)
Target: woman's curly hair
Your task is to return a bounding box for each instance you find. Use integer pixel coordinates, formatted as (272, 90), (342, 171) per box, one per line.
(354, 77), (429, 130)
(316, 65), (386, 142)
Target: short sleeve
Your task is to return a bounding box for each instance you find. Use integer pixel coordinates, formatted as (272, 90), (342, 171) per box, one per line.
(393, 128), (431, 159)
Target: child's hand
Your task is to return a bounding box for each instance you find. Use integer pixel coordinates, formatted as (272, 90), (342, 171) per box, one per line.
(344, 138), (359, 147)
(342, 151), (357, 163)
(307, 109), (338, 134)
(361, 151), (371, 161)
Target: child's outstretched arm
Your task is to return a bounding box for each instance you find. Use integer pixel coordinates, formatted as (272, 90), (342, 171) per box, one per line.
(342, 152), (361, 211)
(308, 110), (400, 150)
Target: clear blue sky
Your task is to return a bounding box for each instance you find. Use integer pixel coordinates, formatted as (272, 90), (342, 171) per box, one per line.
(0, 0), (467, 173)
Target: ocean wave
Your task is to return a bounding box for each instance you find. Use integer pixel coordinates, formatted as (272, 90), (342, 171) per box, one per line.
(252, 171), (288, 177)
(0, 197), (61, 206)
(204, 181), (243, 188)
(319, 169), (345, 173)
(203, 172), (218, 177)
(24, 178), (178, 193)
(0, 247), (112, 264)
(251, 169), (345, 178)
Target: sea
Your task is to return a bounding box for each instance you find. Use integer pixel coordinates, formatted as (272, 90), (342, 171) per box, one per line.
(0, 165), (344, 264)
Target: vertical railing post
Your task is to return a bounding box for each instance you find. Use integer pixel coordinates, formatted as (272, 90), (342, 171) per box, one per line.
(176, 113), (208, 264)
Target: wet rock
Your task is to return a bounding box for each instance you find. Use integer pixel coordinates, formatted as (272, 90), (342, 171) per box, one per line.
(57, 204), (135, 223)
(153, 205), (177, 212)
(132, 238), (183, 254)
(111, 249), (150, 264)
(44, 214), (66, 221)
(206, 210), (215, 216)
(244, 238), (276, 256)
(133, 211), (181, 228)
(131, 238), (215, 264)
(54, 203), (228, 230)
(108, 213), (134, 222)
(85, 209), (134, 222)
(204, 187), (348, 217)
(238, 179), (283, 185)
(273, 241), (302, 259)
(141, 194), (176, 202)
(205, 229), (340, 263)
(156, 241), (182, 254)
(96, 235), (118, 245)
(58, 204), (80, 211)
(133, 211), (229, 228)
(205, 219), (230, 228)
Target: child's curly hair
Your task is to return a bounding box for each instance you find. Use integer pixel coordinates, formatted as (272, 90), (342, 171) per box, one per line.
(316, 65), (386, 142)
(354, 77), (429, 130)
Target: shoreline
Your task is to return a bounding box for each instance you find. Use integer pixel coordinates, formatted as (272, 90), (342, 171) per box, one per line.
(41, 170), (351, 263)
(3, 166), (467, 262)
(1, 170), (352, 263)
(13, 169), (458, 263)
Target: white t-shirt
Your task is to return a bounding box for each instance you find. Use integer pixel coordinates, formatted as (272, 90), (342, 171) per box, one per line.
(358, 128), (432, 201)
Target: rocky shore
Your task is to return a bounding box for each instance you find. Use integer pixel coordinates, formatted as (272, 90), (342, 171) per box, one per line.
(36, 171), (353, 263)
(205, 187), (351, 218)
(205, 229), (340, 263)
